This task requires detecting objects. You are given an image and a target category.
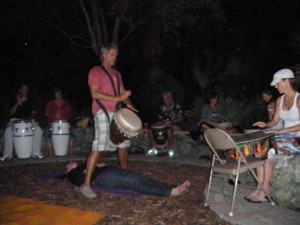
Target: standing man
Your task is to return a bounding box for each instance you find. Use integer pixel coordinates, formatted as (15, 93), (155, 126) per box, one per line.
(81, 43), (138, 198)
(0, 84), (44, 161)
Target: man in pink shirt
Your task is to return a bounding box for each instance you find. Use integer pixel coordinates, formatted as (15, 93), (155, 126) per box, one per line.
(81, 43), (138, 198)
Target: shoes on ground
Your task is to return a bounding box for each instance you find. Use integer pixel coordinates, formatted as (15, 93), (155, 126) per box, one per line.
(146, 148), (158, 156)
(168, 149), (174, 157)
(80, 186), (97, 198)
(0, 156), (13, 162)
(245, 195), (269, 203)
(32, 154), (44, 159)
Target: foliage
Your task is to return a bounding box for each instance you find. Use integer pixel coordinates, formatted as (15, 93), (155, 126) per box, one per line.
(219, 97), (257, 128)
(135, 66), (187, 122)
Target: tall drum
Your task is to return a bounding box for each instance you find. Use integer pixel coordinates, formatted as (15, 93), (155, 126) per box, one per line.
(110, 108), (142, 145)
(51, 120), (70, 156)
(13, 120), (33, 159)
(151, 122), (168, 156)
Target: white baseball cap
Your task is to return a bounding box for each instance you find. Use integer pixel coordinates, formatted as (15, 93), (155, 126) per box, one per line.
(270, 68), (294, 86)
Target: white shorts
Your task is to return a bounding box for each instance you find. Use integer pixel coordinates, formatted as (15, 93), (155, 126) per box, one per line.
(92, 110), (130, 152)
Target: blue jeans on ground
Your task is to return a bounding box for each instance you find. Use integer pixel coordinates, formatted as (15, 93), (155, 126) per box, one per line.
(93, 168), (173, 196)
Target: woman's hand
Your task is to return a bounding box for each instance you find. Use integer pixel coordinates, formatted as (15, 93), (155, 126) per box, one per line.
(252, 121), (267, 128)
(264, 129), (284, 134)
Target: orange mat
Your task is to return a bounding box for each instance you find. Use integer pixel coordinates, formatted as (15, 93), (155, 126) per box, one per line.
(0, 196), (105, 225)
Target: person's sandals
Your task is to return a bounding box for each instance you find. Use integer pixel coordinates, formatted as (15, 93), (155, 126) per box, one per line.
(80, 186), (97, 198)
(245, 195), (269, 203)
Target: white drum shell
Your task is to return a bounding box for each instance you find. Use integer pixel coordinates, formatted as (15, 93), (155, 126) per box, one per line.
(13, 121), (33, 159)
(51, 121), (70, 156)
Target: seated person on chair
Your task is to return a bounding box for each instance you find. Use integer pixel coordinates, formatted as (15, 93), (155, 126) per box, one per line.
(248, 68), (300, 203)
(45, 88), (76, 157)
(197, 91), (224, 134)
(0, 84), (44, 161)
(147, 91), (184, 156)
(63, 161), (190, 197)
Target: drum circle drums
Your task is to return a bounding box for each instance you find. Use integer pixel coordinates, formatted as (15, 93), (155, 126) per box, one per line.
(110, 108), (142, 145)
(51, 120), (70, 156)
(13, 120), (33, 159)
(151, 122), (168, 156)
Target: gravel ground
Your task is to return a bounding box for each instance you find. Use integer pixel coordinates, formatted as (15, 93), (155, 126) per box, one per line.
(0, 160), (229, 225)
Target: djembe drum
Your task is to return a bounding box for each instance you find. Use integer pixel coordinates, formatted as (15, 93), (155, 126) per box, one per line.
(13, 120), (33, 159)
(151, 121), (168, 156)
(110, 108), (142, 144)
(51, 120), (70, 156)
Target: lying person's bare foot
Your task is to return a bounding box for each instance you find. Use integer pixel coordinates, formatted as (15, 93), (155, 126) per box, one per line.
(170, 180), (191, 197)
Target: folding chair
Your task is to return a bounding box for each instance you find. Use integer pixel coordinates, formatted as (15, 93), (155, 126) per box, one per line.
(203, 128), (275, 217)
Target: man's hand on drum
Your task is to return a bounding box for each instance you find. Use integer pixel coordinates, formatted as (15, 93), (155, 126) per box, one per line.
(126, 103), (138, 112)
(118, 90), (131, 101)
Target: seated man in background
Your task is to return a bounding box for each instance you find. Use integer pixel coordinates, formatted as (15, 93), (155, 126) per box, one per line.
(147, 91), (184, 157)
(0, 84), (43, 161)
(45, 88), (76, 157)
(63, 161), (190, 197)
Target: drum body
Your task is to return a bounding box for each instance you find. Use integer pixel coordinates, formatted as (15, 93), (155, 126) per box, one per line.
(13, 120), (33, 159)
(151, 122), (168, 156)
(110, 108), (142, 145)
(51, 120), (70, 156)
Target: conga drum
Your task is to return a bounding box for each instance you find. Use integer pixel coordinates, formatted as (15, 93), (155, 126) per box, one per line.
(13, 120), (33, 159)
(51, 120), (70, 156)
(151, 122), (168, 156)
(110, 108), (142, 144)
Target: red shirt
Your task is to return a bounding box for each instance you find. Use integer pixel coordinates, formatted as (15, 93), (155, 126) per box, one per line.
(88, 66), (124, 116)
(45, 100), (71, 123)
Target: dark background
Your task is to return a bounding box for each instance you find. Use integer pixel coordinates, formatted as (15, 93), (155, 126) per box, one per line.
(1, 0), (300, 126)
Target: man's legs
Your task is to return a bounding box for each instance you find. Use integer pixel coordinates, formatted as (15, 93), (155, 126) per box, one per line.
(167, 127), (174, 149)
(118, 147), (128, 169)
(80, 110), (109, 198)
(0, 122), (14, 161)
(146, 129), (158, 155)
(94, 168), (172, 196)
(83, 151), (100, 187)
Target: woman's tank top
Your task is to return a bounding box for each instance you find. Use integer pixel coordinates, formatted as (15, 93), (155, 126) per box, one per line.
(279, 92), (300, 128)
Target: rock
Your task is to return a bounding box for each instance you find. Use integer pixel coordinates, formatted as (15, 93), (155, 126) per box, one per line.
(272, 154), (300, 211)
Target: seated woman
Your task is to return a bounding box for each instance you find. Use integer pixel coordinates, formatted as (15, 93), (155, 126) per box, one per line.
(248, 68), (300, 203)
(63, 161), (190, 197)
(262, 88), (276, 121)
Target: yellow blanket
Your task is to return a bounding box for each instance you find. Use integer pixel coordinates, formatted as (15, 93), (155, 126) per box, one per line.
(0, 196), (105, 225)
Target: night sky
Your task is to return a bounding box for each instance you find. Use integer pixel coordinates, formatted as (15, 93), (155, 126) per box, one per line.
(1, 0), (300, 123)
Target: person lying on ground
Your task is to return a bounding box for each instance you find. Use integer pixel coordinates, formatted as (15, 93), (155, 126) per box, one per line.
(62, 161), (190, 197)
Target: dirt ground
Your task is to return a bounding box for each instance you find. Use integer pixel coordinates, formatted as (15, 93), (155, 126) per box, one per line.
(0, 160), (229, 225)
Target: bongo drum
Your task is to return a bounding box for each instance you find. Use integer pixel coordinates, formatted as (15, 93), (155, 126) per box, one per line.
(51, 120), (70, 156)
(110, 108), (142, 144)
(13, 120), (33, 159)
(151, 122), (168, 156)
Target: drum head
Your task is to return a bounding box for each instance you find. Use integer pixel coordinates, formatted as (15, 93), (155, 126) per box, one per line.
(115, 108), (142, 134)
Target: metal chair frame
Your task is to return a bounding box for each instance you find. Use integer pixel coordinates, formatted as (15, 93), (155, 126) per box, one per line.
(203, 128), (275, 217)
